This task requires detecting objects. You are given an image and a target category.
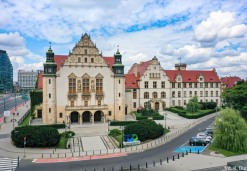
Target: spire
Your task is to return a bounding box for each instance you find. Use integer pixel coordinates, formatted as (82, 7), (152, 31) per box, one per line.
(116, 45), (120, 54)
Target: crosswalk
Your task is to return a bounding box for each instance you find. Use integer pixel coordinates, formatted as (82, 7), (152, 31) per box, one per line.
(0, 157), (19, 171)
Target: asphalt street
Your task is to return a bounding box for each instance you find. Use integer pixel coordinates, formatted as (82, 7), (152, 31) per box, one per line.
(17, 117), (215, 171)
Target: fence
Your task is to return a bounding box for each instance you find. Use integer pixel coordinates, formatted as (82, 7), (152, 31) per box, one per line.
(17, 109), (30, 126)
(17, 113), (216, 160)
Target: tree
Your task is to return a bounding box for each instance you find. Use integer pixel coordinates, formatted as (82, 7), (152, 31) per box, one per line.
(221, 82), (247, 118)
(213, 108), (247, 152)
(186, 96), (201, 113)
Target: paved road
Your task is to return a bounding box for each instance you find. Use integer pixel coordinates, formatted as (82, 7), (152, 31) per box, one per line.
(17, 117), (215, 171)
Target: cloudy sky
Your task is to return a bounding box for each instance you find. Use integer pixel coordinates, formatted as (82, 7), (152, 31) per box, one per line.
(0, 0), (246, 81)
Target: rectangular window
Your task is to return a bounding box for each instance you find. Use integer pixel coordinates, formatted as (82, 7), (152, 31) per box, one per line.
(83, 79), (89, 94)
(172, 83), (175, 88)
(59, 113), (63, 118)
(98, 100), (101, 106)
(189, 83), (192, 88)
(200, 83), (203, 88)
(216, 99), (218, 105)
(84, 58), (87, 63)
(205, 91), (208, 97)
(96, 78), (103, 94)
(205, 83), (208, 88)
(216, 91), (218, 97)
(178, 100), (181, 106)
(91, 58), (94, 63)
(71, 101), (74, 107)
(184, 100), (186, 105)
(195, 91), (197, 96)
(172, 91), (175, 97)
(49, 108), (51, 113)
(178, 91), (181, 97)
(133, 89), (137, 99)
(49, 79), (51, 84)
(189, 91), (192, 97)
(78, 57), (81, 62)
(109, 111), (112, 116)
(200, 91), (203, 97)
(183, 83), (186, 88)
(178, 83), (181, 88)
(194, 83), (197, 88)
(172, 100), (175, 106)
(84, 101), (88, 107)
(69, 78), (76, 94)
(49, 93), (51, 98)
(161, 81), (165, 88)
(119, 93), (121, 97)
(211, 91), (213, 97)
(119, 80), (121, 84)
(184, 91), (187, 97)
(133, 102), (136, 108)
(119, 106), (121, 110)
(153, 81), (157, 88)
(84, 49), (87, 54)
(145, 81), (148, 88)
(211, 83), (214, 88)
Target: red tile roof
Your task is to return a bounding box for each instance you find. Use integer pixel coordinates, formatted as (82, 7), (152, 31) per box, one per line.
(37, 71), (43, 90)
(220, 76), (242, 88)
(164, 70), (221, 83)
(54, 55), (68, 71)
(125, 74), (139, 89)
(103, 57), (114, 70)
(128, 61), (151, 77)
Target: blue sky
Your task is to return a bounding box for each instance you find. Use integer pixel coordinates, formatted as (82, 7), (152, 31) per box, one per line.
(0, 0), (246, 81)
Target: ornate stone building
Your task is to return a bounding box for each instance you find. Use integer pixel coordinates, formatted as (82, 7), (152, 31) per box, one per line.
(42, 34), (125, 124)
(125, 57), (221, 113)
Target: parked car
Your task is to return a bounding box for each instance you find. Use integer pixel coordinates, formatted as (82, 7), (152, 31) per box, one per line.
(205, 127), (214, 135)
(196, 132), (212, 139)
(189, 137), (207, 146)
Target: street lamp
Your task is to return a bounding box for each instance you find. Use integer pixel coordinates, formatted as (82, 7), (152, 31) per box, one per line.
(120, 126), (125, 148)
(11, 112), (17, 130)
(107, 120), (111, 133)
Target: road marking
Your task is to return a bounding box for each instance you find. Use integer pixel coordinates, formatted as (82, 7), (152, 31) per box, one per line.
(0, 157), (19, 171)
(33, 153), (128, 163)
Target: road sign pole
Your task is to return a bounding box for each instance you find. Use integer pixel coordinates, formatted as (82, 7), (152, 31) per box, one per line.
(24, 137), (26, 158)
(15, 92), (17, 111)
(4, 98), (6, 123)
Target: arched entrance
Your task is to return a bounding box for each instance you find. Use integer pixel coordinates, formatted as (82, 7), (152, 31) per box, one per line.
(82, 111), (91, 122)
(94, 111), (102, 122)
(70, 111), (79, 123)
(155, 102), (159, 111)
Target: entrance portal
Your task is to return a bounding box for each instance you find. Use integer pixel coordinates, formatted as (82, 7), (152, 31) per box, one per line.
(37, 109), (42, 118)
(83, 111), (91, 122)
(155, 102), (159, 111)
(70, 111), (79, 123)
(94, 111), (102, 122)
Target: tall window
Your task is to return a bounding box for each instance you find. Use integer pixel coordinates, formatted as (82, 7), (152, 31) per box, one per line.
(183, 83), (186, 88)
(195, 91), (197, 96)
(98, 100), (101, 106)
(161, 81), (165, 88)
(133, 102), (136, 108)
(194, 83), (197, 88)
(84, 58), (87, 63)
(144, 81), (148, 88)
(144, 92), (149, 99)
(184, 91), (187, 97)
(153, 81), (157, 88)
(133, 89), (137, 99)
(189, 83), (192, 88)
(178, 83), (181, 88)
(216, 91), (218, 97)
(211, 83), (214, 88)
(161, 92), (166, 98)
(91, 58), (94, 63)
(205, 83), (208, 88)
(83, 78), (89, 93)
(69, 78), (76, 94)
(200, 91), (203, 97)
(178, 91), (181, 97)
(189, 91), (192, 97)
(184, 100), (186, 105)
(200, 83), (203, 88)
(96, 78), (103, 93)
(152, 92), (158, 98)
(172, 83), (175, 88)
(172, 91), (175, 97)
(84, 101), (88, 107)
(205, 91), (208, 97)
(211, 91), (213, 97)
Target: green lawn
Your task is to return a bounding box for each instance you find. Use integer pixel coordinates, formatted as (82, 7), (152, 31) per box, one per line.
(19, 111), (32, 126)
(186, 109), (212, 116)
(209, 146), (247, 157)
(56, 136), (69, 149)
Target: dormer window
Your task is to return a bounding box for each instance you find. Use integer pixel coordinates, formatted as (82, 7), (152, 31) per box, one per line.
(177, 75), (182, 82)
(84, 49), (87, 54)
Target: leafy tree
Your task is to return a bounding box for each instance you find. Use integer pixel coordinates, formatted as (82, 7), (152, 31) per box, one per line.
(213, 108), (247, 152)
(186, 96), (201, 113)
(221, 82), (247, 118)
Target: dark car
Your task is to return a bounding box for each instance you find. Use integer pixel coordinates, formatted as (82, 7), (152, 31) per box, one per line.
(189, 137), (207, 146)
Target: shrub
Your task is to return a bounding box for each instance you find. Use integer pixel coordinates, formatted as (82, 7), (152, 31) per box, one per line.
(175, 106), (184, 110)
(136, 116), (148, 120)
(152, 115), (164, 120)
(110, 121), (137, 126)
(11, 126), (60, 147)
(61, 131), (75, 138)
(124, 120), (164, 141)
(109, 129), (121, 137)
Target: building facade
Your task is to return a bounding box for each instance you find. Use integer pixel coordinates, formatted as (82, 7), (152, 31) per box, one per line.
(125, 57), (221, 113)
(0, 50), (13, 93)
(18, 70), (38, 92)
(42, 34), (125, 124)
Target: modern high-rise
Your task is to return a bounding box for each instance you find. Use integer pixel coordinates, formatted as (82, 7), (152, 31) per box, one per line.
(18, 70), (38, 92)
(0, 50), (13, 93)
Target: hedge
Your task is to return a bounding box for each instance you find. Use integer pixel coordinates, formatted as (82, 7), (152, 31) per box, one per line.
(136, 116), (148, 120)
(11, 126), (60, 147)
(152, 115), (164, 120)
(177, 109), (217, 119)
(17, 123), (65, 129)
(110, 121), (137, 126)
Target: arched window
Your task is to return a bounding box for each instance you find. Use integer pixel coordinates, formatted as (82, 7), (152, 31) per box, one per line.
(144, 92), (149, 99)
(161, 92), (166, 98)
(152, 92), (158, 99)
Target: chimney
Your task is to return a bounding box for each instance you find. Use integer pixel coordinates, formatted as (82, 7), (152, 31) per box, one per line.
(133, 63), (138, 77)
(175, 63), (187, 70)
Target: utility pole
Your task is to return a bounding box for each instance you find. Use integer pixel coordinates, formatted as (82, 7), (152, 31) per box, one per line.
(4, 98), (6, 123)
(15, 92), (17, 111)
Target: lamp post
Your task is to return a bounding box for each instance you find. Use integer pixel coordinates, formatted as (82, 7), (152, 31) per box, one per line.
(11, 112), (17, 130)
(163, 113), (167, 129)
(120, 126), (125, 148)
(23, 137), (26, 158)
(107, 120), (111, 133)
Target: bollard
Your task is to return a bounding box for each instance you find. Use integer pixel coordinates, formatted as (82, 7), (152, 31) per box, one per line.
(121, 166), (123, 171)
(86, 151), (87, 156)
(178, 154), (179, 159)
(190, 148), (191, 153)
(186, 151), (188, 155)
(160, 159), (162, 165)
(72, 153), (74, 157)
(17, 156), (19, 168)
(100, 150), (101, 155)
(130, 164), (132, 170)
(94, 168), (96, 171)
(172, 155), (174, 161)
(58, 153), (59, 158)
(167, 157), (169, 163)
(146, 162), (148, 168)
(138, 164), (140, 169)
(53, 150), (54, 154)
(50, 153), (51, 158)
(93, 150), (94, 155)
(198, 149), (200, 154)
